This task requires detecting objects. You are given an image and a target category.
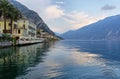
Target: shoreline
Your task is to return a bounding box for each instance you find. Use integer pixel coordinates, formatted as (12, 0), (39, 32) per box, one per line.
(0, 39), (45, 49)
(0, 41), (44, 49)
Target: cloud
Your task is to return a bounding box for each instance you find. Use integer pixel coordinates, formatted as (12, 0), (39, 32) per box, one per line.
(16, 0), (107, 33)
(63, 11), (105, 30)
(16, 0), (51, 11)
(50, 11), (106, 33)
(45, 5), (64, 19)
(56, 1), (64, 4)
(101, 4), (117, 10)
(64, 11), (89, 24)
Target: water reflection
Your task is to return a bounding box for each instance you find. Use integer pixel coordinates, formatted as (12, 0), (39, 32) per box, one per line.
(62, 40), (120, 61)
(0, 42), (53, 79)
(0, 40), (120, 79)
(54, 40), (120, 79)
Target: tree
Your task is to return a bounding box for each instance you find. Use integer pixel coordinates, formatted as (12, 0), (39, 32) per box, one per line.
(7, 5), (22, 34)
(0, 0), (22, 34)
(0, 0), (10, 34)
(0, 10), (2, 17)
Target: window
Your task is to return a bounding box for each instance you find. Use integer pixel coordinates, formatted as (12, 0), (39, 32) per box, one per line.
(18, 29), (21, 34)
(14, 24), (18, 29)
(23, 24), (25, 29)
(9, 23), (11, 26)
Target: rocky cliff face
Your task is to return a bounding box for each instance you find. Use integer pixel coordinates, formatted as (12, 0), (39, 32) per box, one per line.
(61, 15), (120, 40)
(8, 0), (55, 35)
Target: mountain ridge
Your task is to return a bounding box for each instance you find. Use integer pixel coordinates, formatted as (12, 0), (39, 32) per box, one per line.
(61, 14), (120, 40)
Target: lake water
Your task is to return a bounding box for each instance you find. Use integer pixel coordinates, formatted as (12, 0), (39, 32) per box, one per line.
(0, 40), (120, 79)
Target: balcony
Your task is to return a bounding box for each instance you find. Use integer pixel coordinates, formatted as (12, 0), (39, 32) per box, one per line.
(3, 30), (11, 34)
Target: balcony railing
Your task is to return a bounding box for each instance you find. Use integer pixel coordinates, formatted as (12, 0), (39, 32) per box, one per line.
(3, 30), (11, 34)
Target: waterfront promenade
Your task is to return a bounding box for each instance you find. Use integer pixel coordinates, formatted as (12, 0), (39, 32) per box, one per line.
(0, 39), (44, 48)
(0, 41), (12, 48)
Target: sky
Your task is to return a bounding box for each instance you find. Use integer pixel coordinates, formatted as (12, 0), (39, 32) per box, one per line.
(16, 0), (120, 33)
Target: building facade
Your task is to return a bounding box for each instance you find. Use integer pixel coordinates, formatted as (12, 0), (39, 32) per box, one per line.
(12, 19), (37, 39)
(0, 20), (15, 34)
(0, 18), (37, 39)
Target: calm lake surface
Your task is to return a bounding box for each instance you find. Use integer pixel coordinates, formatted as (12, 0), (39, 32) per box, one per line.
(0, 40), (120, 79)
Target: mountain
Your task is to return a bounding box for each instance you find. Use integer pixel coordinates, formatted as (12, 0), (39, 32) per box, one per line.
(61, 15), (120, 40)
(55, 32), (61, 36)
(8, 0), (55, 35)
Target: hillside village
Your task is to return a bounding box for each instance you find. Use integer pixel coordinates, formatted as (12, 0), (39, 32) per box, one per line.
(0, 0), (59, 47)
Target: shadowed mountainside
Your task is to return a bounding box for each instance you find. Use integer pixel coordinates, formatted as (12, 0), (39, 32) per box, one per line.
(61, 15), (120, 40)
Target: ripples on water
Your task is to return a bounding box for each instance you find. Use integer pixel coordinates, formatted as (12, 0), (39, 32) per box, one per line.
(0, 40), (120, 79)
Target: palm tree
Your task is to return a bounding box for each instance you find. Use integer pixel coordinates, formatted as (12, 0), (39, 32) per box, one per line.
(7, 5), (22, 34)
(0, 0), (22, 34)
(0, 0), (10, 34)
(0, 10), (2, 17)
